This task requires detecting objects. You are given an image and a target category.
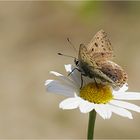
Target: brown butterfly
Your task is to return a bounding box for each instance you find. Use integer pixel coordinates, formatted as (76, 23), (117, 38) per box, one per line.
(75, 29), (128, 88)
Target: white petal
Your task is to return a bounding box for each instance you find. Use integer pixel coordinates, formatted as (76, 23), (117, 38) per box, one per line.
(108, 104), (133, 119)
(79, 100), (95, 113)
(113, 92), (140, 100)
(94, 104), (112, 119)
(59, 97), (80, 109)
(110, 100), (140, 113)
(50, 71), (78, 89)
(65, 64), (73, 72)
(113, 83), (128, 93)
(104, 104), (112, 119)
(119, 83), (128, 92)
(65, 64), (81, 89)
(45, 80), (75, 97)
(50, 71), (63, 77)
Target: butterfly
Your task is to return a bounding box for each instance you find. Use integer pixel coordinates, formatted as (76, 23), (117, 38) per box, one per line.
(74, 29), (128, 88)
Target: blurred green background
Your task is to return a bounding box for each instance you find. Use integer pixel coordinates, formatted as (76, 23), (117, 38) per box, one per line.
(1, 1), (140, 139)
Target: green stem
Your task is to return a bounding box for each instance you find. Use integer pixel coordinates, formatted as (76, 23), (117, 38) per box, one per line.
(87, 109), (96, 140)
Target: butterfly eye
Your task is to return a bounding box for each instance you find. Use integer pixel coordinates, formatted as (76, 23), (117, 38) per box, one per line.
(74, 59), (79, 66)
(76, 60), (79, 65)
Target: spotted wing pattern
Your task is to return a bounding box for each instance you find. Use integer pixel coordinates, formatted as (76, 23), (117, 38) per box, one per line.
(78, 44), (97, 67)
(86, 29), (113, 62)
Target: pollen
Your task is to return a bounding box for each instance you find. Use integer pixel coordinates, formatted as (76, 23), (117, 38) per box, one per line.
(80, 83), (113, 104)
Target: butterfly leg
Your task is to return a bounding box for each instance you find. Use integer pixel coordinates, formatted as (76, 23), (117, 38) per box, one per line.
(68, 68), (81, 76)
(67, 68), (84, 89)
(93, 76), (99, 88)
(80, 74), (84, 89)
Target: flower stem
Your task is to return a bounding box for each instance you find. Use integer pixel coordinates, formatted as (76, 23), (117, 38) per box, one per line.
(87, 109), (96, 140)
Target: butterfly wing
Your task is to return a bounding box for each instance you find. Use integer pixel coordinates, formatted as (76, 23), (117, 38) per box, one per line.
(86, 29), (113, 62)
(78, 44), (115, 84)
(78, 44), (97, 67)
(98, 61), (128, 87)
(78, 30), (128, 88)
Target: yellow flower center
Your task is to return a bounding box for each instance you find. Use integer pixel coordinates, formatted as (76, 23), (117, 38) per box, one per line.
(80, 83), (113, 104)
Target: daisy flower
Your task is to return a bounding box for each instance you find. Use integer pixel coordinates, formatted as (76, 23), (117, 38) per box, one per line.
(45, 64), (140, 120)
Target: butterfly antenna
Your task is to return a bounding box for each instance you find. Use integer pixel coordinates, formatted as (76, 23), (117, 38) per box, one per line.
(58, 53), (77, 59)
(67, 38), (78, 52)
